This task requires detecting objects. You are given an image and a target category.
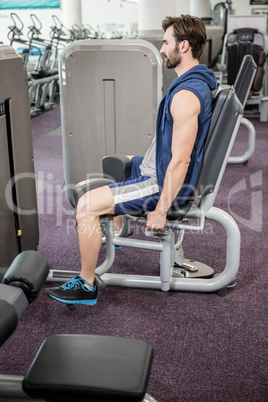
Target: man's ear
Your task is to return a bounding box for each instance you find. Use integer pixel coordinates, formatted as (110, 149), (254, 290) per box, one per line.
(180, 40), (190, 54)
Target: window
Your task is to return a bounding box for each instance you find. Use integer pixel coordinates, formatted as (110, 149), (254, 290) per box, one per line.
(0, 0), (60, 9)
(250, 0), (268, 5)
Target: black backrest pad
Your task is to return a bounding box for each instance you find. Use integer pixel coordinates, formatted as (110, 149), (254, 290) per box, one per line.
(234, 55), (257, 107)
(195, 86), (243, 197)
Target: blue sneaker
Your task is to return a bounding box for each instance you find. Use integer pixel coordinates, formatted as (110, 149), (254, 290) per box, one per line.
(45, 275), (97, 306)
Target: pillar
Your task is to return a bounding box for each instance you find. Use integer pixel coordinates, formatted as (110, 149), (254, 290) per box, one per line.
(138, 0), (176, 37)
(190, 0), (211, 18)
(61, 0), (82, 29)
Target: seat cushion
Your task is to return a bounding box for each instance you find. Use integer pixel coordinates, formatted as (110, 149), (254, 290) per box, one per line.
(23, 334), (153, 402)
(132, 202), (192, 221)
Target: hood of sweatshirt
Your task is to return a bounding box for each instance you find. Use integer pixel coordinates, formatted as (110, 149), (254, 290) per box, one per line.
(169, 64), (217, 93)
(160, 64), (217, 134)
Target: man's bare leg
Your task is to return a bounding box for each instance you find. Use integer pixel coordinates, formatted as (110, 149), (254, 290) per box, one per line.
(44, 185), (115, 305)
(114, 216), (122, 232)
(76, 185), (115, 287)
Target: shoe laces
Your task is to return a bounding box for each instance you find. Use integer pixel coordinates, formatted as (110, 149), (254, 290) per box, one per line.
(61, 277), (93, 292)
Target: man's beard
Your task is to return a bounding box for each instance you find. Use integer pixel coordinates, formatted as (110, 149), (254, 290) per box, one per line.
(164, 44), (181, 69)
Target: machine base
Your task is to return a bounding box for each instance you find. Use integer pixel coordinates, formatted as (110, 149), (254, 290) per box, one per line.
(173, 259), (214, 279)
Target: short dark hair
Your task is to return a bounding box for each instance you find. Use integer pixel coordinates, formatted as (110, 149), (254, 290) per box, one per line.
(162, 15), (207, 60)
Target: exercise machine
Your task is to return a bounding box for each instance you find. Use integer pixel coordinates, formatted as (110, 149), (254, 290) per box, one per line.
(0, 251), (155, 402)
(0, 45), (39, 271)
(0, 41), (244, 298)
(7, 13), (60, 115)
(228, 54), (257, 165)
(219, 26), (268, 121)
(51, 39), (244, 297)
(48, 85), (243, 297)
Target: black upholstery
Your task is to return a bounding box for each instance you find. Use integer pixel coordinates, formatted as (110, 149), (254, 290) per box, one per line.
(131, 202), (192, 221)
(23, 334), (154, 402)
(226, 28), (266, 92)
(0, 300), (18, 347)
(252, 49), (266, 92)
(194, 86), (243, 197)
(2, 251), (50, 302)
(73, 177), (114, 207)
(233, 55), (257, 107)
(103, 154), (132, 183)
(0, 251), (50, 345)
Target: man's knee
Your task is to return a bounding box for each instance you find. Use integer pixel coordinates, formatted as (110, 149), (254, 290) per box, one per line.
(76, 192), (96, 223)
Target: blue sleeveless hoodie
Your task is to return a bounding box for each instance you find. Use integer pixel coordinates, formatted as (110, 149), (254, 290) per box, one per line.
(156, 64), (217, 205)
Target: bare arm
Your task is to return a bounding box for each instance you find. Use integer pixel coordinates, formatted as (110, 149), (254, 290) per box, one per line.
(146, 89), (200, 231)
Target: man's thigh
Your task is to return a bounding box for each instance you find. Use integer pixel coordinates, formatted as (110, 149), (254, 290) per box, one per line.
(109, 176), (160, 216)
(78, 185), (116, 216)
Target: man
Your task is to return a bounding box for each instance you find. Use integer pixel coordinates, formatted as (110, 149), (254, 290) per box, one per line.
(45, 15), (217, 306)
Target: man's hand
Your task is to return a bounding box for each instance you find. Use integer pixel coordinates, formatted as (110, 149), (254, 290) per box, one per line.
(146, 210), (167, 232)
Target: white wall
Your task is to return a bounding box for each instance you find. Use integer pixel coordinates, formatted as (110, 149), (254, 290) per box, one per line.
(81, 0), (138, 36)
(176, 0), (191, 15)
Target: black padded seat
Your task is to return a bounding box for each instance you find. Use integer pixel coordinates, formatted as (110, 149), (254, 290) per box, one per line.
(23, 334), (153, 402)
(0, 300), (18, 347)
(131, 202), (192, 221)
(73, 177), (115, 207)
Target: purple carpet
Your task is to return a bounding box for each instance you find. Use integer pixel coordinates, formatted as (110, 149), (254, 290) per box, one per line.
(0, 107), (267, 402)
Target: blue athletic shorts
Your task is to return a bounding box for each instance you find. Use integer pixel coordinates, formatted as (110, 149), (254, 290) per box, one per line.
(109, 156), (160, 216)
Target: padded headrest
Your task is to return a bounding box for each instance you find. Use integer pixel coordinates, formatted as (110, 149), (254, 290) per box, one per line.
(234, 28), (258, 42)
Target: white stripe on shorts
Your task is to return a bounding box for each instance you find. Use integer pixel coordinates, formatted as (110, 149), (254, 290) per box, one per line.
(111, 178), (159, 205)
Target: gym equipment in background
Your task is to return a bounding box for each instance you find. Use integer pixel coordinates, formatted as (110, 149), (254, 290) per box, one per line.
(59, 39), (162, 207)
(49, 85), (243, 298)
(219, 24), (268, 122)
(228, 54), (257, 165)
(0, 45), (39, 270)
